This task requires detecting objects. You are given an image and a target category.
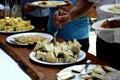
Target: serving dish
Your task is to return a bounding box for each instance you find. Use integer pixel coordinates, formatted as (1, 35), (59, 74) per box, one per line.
(92, 16), (120, 31)
(32, 1), (66, 7)
(6, 32), (53, 46)
(57, 64), (117, 80)
(29, 50), (86, 66)
(99, 4), (120, 14)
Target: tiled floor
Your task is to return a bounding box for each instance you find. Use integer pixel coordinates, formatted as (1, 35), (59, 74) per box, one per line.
(88, 30), (96, 56)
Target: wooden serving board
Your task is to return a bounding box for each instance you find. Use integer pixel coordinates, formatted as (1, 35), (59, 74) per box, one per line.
(0, 31), (109, 80)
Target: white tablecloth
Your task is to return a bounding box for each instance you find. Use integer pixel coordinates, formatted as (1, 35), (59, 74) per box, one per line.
(0, 48), (31, 80)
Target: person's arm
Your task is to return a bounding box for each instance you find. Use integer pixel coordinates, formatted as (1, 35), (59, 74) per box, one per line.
(68, 0), (98, 20)
(84, 3), (97, 18)
(53, 0), (99, 27)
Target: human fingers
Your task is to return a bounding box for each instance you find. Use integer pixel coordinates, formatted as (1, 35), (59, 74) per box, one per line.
(24, 3), (35, 15)
(59, 10), (72, 25)
(52, 10), (61, 27)
(57, 0), (73, 11)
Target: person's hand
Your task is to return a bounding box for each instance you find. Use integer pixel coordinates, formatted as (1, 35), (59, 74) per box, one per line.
(57, 0), (73, 11)
(53, 9), (72, 28)
(52, 0), (73, 28)
(23, 3), (36, 15)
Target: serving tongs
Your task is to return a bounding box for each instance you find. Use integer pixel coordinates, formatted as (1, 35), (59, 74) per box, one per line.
(53, 10), (61, 45)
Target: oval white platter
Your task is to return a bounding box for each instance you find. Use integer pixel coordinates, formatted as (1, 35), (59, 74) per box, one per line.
(29, 50), (86, 66)
(92, 16), (120, 31)
(99, 4), (120, 14)
(32, 1), (67, 8)
(6, 32), (53, 46)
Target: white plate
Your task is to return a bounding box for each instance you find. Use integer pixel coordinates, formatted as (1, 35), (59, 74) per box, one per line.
(0, 25), (35, 34)
(32, 1), (67, 7)
(29, 50), (86, 66)
(6, 32), (53, 46)
(92, 16), (120, 31)
(99, 4), (120, 14)
(57, 64), (117, 80)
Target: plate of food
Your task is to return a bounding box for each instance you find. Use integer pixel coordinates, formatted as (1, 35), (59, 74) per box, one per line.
(32, 1), (67, 7)
(6, 32), (53, 46)
(99, 4), (120, 14)
(92, 16), (120, 31)
(0, 17), (34, 33)
(29, 39), (86, 65)
(57, 64), (117, 80)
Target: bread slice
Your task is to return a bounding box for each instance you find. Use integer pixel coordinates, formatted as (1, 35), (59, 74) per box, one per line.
(72, 65), (84, 73)
(91, 72), (104, 79)
(82, 74), (92, 79)
(93, 65), (106, 76)
(57, 70), (75, 80)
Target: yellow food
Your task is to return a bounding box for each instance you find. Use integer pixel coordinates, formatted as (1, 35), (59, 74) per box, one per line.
(34, 39), (82, 63)
(38, 1), (64, 6)
(57, 70), (75, 80)
(0, 17), (32, 32)
(11, 35), (47, 45)
(108, 7), (120, 12)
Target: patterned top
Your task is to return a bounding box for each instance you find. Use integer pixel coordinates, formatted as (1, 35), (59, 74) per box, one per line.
(48, 0), (91, 40)
(20, 0), (49, 17)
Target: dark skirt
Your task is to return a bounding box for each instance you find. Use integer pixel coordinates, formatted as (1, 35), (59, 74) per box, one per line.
(96, 36), (120, 70)
(77, 38), (89, 52)
(26, 15), (49, 31)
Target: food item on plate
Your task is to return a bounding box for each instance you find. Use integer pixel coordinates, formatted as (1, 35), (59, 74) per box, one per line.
(38, 1), (64, 6)
(108, 7), (120, 12)
(91, 65), (106, 79)
(102, 71), (120, 80)
(34, 39), (82, 63)
(92, 65), (106, 76)
(102, 65), (117, 72)
(10, 35), (48, 45)
(40, 1), (47, 5)
(58, 65), (117, 80)
(0, 17), (32, 32)
(72, 65), (84, 73)
(82, 74), (92, 80)
(57, 70), (75, 80)
(90, 65), (117, 80)
(101, 19), (120, 28)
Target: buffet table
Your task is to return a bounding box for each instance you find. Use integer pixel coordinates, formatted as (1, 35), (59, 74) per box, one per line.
(0, 30), (109, 80)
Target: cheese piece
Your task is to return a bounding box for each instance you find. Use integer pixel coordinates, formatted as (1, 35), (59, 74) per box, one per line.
(59, 73), (75, 80)
(57, 70), (75, 80)
(103, 66), (117, 72)
(35, 51), (46, 60)
(91, 71), (104, 79)
(72, 65), (84, 73)
(93, 65), (106, 76)
(82, 74), (92, 79)
(57, 70), (72, 77)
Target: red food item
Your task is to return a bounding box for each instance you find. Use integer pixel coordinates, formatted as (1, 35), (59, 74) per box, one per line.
(101, 19), (120, 28)
(41, 1), (47, 5)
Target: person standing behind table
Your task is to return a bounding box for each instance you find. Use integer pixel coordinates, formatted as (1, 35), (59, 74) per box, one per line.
(95, 0), (120, 70)
(20, 0), (49, 31)
(48, 0), (97, 52)
(53, 0), (120, 70)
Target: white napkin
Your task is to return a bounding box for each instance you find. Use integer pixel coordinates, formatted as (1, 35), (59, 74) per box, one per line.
(0, 48), (31, 80)
(114, 29), (120, 43)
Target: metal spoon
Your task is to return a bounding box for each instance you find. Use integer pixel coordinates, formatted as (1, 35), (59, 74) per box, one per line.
(80, 60), (91, 75)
